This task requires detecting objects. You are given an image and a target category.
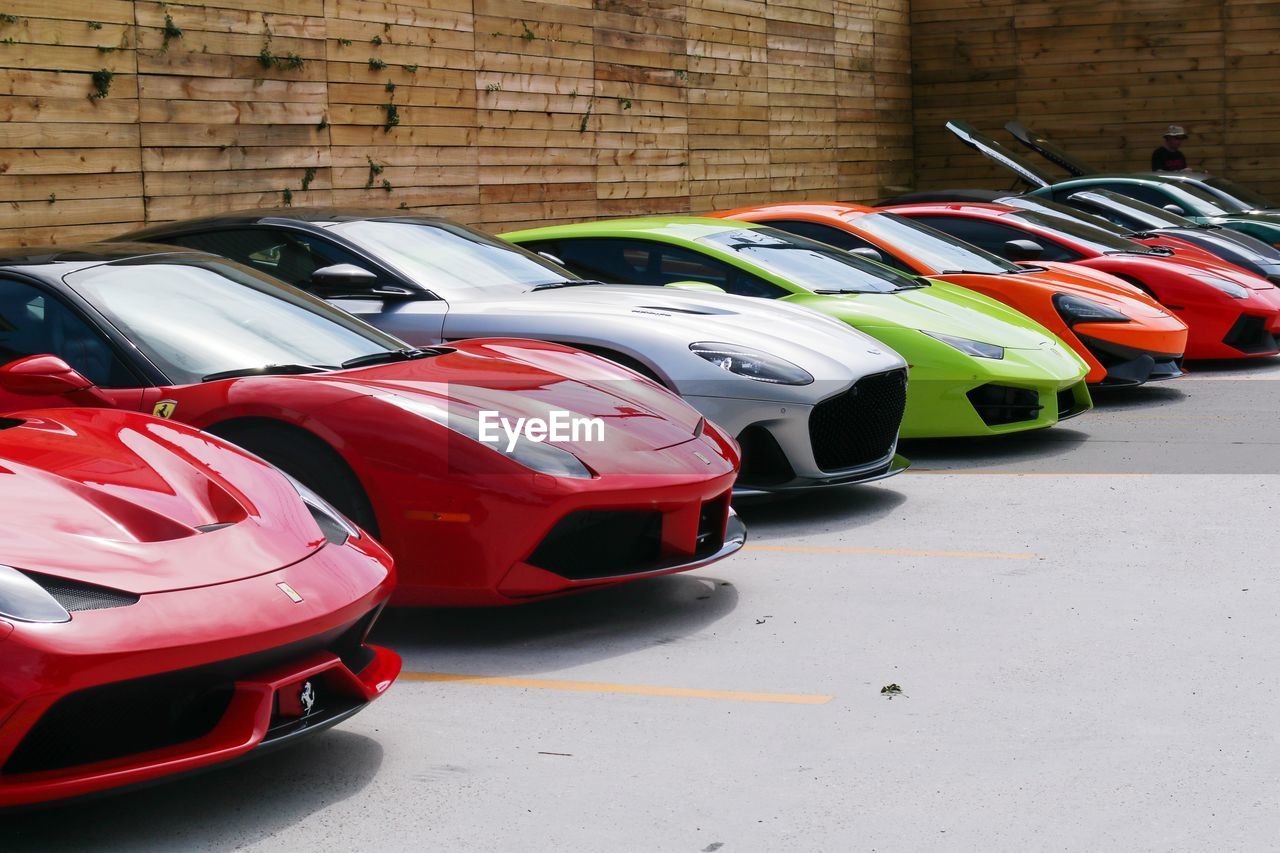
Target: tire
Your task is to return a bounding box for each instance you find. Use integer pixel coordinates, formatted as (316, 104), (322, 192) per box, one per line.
(207, 420), (380, 538)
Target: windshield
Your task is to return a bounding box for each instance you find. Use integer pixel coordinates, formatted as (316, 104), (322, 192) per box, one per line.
(1066, 190), (1189, 229)
(998, 196), (1134, 236)
(699, 227), (922, 293)
(1154, 181), (1233, 216)
(64, 257), (404, 385)
(855, 212), (1021, 274)
(1006, 210), (1156, 256)
(1201, 176), (1275, 212)
(332, 219), (575, 295)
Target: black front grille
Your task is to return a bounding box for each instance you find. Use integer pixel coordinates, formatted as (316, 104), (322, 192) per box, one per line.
(26, 571), (139, 612)
(527, 510), (663, 580)
(3, 611), (379, 776)
(735, 424), (795, 488)
(808, 369), (907, 471)
(967, 384), (1042, 426)
(1223, 313), (1279, 354)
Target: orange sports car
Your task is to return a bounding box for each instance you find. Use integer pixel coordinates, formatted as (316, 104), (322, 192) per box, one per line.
(713, 202), (1190, 386)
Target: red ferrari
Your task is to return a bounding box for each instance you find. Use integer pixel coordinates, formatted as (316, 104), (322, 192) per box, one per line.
(886, 202), (1280, 359)
(0, 244), (744, 606)
(0, 407), (399, 808)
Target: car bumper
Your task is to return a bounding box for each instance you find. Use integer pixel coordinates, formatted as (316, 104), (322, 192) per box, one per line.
(0, 541), (398, 809)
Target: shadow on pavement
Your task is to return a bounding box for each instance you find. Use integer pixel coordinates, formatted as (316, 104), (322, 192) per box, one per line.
(899, 427), (1090, 470)
(2, 731), (384, 851)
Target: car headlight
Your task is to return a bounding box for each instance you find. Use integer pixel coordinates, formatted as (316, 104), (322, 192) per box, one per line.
(1053, 293), (1130, 324)
(0, 564), (70, 623)
(921, 331), (1005, 360)
(1190, 273), (1249, 299)
(689, 342), (814, 385)
(380, 394), (593, 479)
(285, 473), (360, 545)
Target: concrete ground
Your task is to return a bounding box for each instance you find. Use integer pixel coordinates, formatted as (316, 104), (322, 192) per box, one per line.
(6, 358), (1280, 851)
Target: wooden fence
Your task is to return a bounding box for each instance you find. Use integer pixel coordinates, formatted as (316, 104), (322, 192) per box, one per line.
(0, 0), (912, 246)
(911, 0), (1280, 200)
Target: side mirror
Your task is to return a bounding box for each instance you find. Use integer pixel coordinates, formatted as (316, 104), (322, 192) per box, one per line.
(850, 247), (884, 263)
(664, 280), (726, 293)
(310, 264), (379, 288)
(0, 354), (108, 403)
(1003, 239), (1044, 261)
(1162, 204), (1186, 216)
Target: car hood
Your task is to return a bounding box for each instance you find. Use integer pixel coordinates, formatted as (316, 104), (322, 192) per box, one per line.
(315, 342), (709, 455)
(442, 284), (905, 379)
(1148, 253), (1277, 291)
(1019, 262), (1175, 318)
(789, 280), (1062, 348)
(0, 409), (323, 595)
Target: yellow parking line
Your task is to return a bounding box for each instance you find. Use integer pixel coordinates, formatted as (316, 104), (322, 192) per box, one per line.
(399, 672), (833, 705)
(745, 544), (1034, 560)
(907, 469), (1144, 475)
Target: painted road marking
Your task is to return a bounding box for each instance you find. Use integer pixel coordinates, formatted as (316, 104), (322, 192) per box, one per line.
(744, 543), (1035, 560)
(400, 672), (833, 705)
(909, 470), (1153, 477)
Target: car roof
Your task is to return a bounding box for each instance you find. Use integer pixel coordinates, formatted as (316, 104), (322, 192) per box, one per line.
(509, 215), (765, 242)
(0, 242), (209, 277)
(120, 208), (461, 240)
(714, 201), (876, 220)
(884, 202), (1016, 216)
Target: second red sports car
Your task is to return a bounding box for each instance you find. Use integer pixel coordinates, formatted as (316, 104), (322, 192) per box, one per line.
(0, 407), (399, 808)
(0, 244), (744, 606)
(886, 202), (1280, 359)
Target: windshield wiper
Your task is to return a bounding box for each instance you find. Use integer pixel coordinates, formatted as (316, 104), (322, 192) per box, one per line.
(202, 363), (330, 382)
(531, 279), (606, 291)
(341, 347), (438, 369)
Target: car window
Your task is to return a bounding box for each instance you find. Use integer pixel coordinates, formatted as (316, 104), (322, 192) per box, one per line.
(165, 228), (394, 293)
(761, 219), (918, 275)
(0, 278), (138, 388)
(908, 215), (1081, 262)
(523, 237), (790, 298)
(1089, 182), (1176, 210)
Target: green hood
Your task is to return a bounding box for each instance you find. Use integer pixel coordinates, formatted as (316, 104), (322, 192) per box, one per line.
(787, 280), (1060, 349)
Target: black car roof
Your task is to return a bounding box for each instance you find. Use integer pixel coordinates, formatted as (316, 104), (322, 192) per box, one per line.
(121, 208), (457, 240)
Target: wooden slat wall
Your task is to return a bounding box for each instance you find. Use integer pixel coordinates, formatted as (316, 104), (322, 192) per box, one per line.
(0, 0), (912, 246)
(911, 0), (1280, 200)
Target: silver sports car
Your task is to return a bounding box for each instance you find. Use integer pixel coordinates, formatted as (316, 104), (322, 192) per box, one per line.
(120, 210), (911, 494)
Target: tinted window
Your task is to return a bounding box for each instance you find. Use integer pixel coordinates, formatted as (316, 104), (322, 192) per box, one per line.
(699, 227), (923, 293)
(764, 220), (919, 274)
(524, 237), (789, 298)
(168, 228), (395, 292)
(853, 212), (1021, 274)
(1007, 210), (1154, 255)
(1089, 182), (1178, 210)
(1201, 177), (1274, 211)
(908, 215), (1082, 262)
(332, 220), (575, 297)
(0, 278), (136, 387)
(64, 258), (405, 385)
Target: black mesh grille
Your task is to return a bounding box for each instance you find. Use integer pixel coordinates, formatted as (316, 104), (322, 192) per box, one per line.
(527, 510), (662, 580)
(696, 493), (730, 557)
(3, 610), (379, 776)
(26, 571), (139, 612)
(808, 369), (906, 471)
(1223, 314), (1278, 355)
(967, 384), (1042, 426)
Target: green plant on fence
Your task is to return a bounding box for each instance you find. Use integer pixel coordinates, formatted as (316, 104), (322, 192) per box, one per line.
(161, 13), (182, 50)
(88, 69), (113, 101)
(382, 100), (400, 133)
(402, 64), (418, 73)
(301, 167), (317, 192)
(259, 30), (303, 72)
(381, 178), (392, 193)
(485, 82), (500, 93)
(397, 202), (409, 210)
(520, 23), (536, 41)
(385, 81), (396, 93)
(337, 37), (352, 47)
(368, 57), (386, 71)
(87, 21), (103, 30)
(0, 13), (18, 24)
(47, 193), (56, 204)
(282, 187), (293, 207)
(619, 97), (632, 110)
(317, 115), (328, 130)
(370, 35), (382, 46)
(365, 156), (384, 189)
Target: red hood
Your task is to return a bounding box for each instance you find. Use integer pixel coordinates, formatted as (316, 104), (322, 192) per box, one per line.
(301, 340), (707, 454)
(0, 409), (325, 595)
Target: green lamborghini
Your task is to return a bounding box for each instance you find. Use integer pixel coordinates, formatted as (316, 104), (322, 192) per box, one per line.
(504, 217), (1092, 438)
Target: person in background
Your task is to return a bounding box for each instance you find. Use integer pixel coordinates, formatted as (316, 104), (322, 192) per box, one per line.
(1151, 125), (1190, 171)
